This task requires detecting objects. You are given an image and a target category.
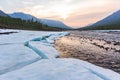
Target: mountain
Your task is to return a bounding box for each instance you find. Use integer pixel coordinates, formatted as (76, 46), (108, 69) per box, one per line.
(0, 10), (9, 17)
(9, 12), (71, 29)
(39, 19), (71, 29)
(80, 10), (120, 30)
(9, 12), (38, 21)
(0, 11), (65, 31)
(0, 15), (64, 31)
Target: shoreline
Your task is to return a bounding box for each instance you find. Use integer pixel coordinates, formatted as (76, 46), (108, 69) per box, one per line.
(55, 31), (120, 73)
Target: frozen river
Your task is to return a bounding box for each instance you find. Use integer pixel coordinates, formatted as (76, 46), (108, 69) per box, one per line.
(0, 29), (120, 80)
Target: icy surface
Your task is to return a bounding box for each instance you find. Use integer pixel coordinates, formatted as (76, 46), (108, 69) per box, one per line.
(0, 29), (120, 80)
(0, 29), (19, 33)
(0, 29), (69, 74)
(28, 42), (59, 59)
(0, 44), (40, 74)
(0, 59), (120, 80)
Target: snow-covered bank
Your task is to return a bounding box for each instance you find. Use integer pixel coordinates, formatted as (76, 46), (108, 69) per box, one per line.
(0, 29), (120, 80)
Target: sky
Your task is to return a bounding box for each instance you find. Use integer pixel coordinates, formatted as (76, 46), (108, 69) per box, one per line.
(0, 0), (120, 28)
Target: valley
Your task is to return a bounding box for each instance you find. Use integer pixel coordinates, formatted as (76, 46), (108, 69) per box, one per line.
(0, 0), (120, 80)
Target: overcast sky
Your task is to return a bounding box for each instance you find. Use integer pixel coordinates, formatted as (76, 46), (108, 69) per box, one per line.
(0, 0), (120, 27)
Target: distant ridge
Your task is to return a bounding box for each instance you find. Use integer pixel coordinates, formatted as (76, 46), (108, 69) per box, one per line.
(0, 10), (9, 17)
(0, 10), (65, 31)
(9, 12), (72, 29)
(80, 10), (120, 30)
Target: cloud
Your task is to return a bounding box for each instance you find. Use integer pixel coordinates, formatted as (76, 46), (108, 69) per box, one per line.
(22, 1), (34, 5)
(20, 0), (118, 17)
(0, 6), (3, 10)
(20, 1), (75, 19)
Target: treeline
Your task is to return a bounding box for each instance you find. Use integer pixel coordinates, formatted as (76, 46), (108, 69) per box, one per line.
(0, 16), (64, 31)
(79, 24), (120, 30)
(80, 19), (120, 30)
(86, 26), (120, 30)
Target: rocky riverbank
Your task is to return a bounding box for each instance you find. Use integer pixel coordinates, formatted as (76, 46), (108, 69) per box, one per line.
(55, 30), (120, 73)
